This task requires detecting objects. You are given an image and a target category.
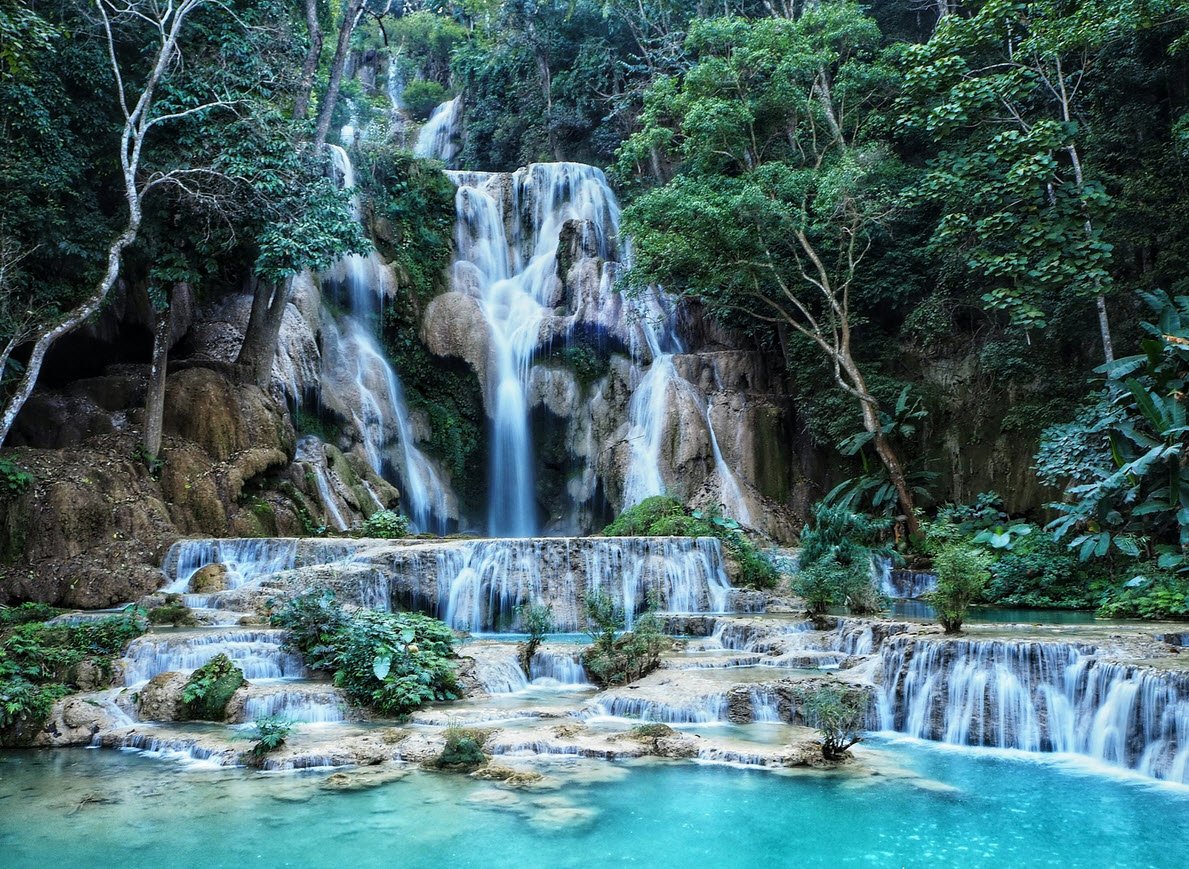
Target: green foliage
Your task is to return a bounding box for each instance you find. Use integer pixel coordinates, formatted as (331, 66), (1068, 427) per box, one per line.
(1041, 291), (1189, 572)
(985, 535), (1104, 610)
(0, 610), (144, 736)
(604, 497), (778, 589)
(434, 726), (489, 770)
(580, 590), (666, 687)
(147, 595), (198, 627)
(796, 504), (892, 613)
(0, 459), (32, 499)
(181, 654), (245, 721)
(794, 682), (869, 760)
(246, 715), (293, 761)
(273, 589), (458, 716)
(360, 510), (410, 539)
(515, 602), (553, 671)
(1097, 568), (1189, 620)
(0, 602), (59, 626)
(929, 545), (993, 634)
(403, 80), (450, 120)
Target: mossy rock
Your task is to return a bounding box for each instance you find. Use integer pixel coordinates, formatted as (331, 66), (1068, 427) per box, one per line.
(189, 563), (229, 593)
(180, 654), (245, 721)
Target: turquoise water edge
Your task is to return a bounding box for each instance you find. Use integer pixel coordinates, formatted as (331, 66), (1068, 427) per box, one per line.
(2, 737), (1187, 868)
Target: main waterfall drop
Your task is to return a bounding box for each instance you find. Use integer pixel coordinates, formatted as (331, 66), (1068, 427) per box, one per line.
(447, 164), (622, 536)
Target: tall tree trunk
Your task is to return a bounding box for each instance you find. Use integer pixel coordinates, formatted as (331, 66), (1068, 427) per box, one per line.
(293, 0), (323, 121)
(235, 276), (292, 388)
(143, 282), (192, 459)
(313, 0), (365, 149)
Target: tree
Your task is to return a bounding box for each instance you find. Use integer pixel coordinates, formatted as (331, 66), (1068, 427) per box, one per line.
(313, 0), (366, 149)
(293, 0), (323, 120)
(0, 0), (233, 447)
(1039, 290), (1189, 574)
(899, 0), (1178, 361)
(929, 544), (991, 633)
(618, 7), (923, 534)
(795, 681), (868, 760)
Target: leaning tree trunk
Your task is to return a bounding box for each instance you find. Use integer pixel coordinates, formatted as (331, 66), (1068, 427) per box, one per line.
(293, 0), (323, 121)
(846, 357), (920, 536)
(0, 224), (139, 446)
(235, 276), (292, 389)
(313, 0), (364, 149)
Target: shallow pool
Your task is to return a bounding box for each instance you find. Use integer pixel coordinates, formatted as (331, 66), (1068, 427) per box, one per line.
(1, 739), (1185, 868)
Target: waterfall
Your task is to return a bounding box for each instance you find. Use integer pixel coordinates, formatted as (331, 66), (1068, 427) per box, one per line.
(321, 144), (452, 534)
(417, 536), (732, 632)
(877, 559), (937, 599)
(530, 649), (590, 686)
(123, 629), (305, 685)
(448, 163), (621, 536)
(878, 636), (1189, 783)
(243, 689), (347, 724)
(296, 436), (349, 531)
(414, 96), (462, 164)
(163, 539), (298, 594)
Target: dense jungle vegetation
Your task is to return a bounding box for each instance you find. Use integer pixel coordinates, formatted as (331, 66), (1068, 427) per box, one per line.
(0, 0), (1186, 616)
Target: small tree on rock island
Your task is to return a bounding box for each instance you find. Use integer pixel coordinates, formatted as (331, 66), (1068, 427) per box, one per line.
(929, 545), (992, 634)
(796, 682), (869, 761)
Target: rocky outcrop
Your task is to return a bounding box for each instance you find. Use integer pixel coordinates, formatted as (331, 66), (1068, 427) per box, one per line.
(0, 365), (312, 607)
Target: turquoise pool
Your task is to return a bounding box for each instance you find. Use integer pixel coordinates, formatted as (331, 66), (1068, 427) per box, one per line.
(1, 738), (1186, 867)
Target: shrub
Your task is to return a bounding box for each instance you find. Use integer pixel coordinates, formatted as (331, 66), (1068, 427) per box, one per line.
(515, 602), (553, 671)
(580, 591), (666, 687)
(929, 545), (992, 633)
(181, 654), (245, 721)
(794, 503), (890, 614)
(985, 535), (1102, 609)
(360, 510), (410, 539)
(273, 589), (458, 716)
(0, 459), (33, 499)
(603, 498), (779, 590)
(1097, 568), (1189, 620)
(434, 726), (489, 770)
(244, 715), (293, 765)
(403, 79), (449, 120)
(795, 682), (868, 760)
(0, 610), (144, 739)
(602, 496), (685, 536)
(147, 595), (197, 627)
(0, 603), (60, 626)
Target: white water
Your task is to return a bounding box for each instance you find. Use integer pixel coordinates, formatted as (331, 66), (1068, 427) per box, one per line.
(123, 629), (305, 686)
(163, 539), (298, 596)
(878, 636), (1189, 783)
(243, 689), (347, 724)
(321, 146), (452, 533)
(414, 96), (462, 164)
(424, 537), (732, 632)
(448, 163), (621, 536)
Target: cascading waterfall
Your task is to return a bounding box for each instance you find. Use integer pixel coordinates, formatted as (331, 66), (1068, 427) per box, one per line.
(407, 536), (732, 632)
(163, 539), (298, 595)
(414, 96), (462, 164)
(448, 163), (621, 536)
(877, 636), (1189, 783)
(123, 629), (305, 685)
(321, 144), (451, 533)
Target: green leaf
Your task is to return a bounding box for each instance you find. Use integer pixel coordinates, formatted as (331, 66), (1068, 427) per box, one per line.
(372, 655), (392, 681)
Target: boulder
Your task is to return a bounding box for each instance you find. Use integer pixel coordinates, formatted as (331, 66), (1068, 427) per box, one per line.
(136, 672), (188, 722)
(420, 291), (492, 387)
(189, 563), (229, 593)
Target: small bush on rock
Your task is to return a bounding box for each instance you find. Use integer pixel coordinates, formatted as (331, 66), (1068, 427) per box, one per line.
(403, 80), (449, 120)
(360, 510), (410, 539)
(515, 602), (553, 671)
(793, 503), (891, 614)
(244, 715), (293, 765)
(148, 595), (198, 627)
(273, 589), (458, 715)
(434, 726), (488, 770)
(181, 654), (245, 721)
(581, 591), (667, 687)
